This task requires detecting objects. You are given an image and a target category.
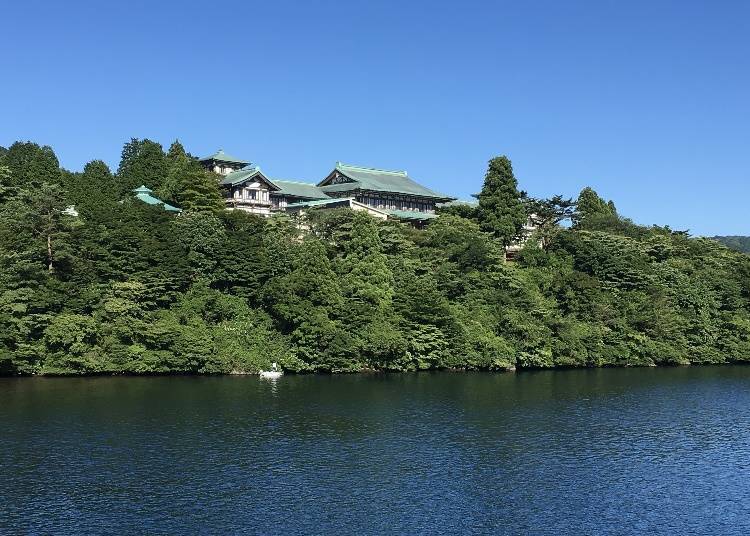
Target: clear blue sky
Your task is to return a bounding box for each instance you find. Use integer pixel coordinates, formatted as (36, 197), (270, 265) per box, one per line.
(2, 0), (748, 235)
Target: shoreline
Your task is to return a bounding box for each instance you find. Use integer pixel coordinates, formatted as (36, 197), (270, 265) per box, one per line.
(5, 360), (750, 379)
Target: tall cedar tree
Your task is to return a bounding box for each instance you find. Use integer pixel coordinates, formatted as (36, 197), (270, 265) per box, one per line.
(68, 160), (117, 217)
(572, 187), (617, 229)
(477, 156), (527, 248)
(166, 139), (187, 162)
(175, 163), (225, 213)
(161, 141), (224, 212)
(2, 142), (61, 188)
(116, 138), (168, 195)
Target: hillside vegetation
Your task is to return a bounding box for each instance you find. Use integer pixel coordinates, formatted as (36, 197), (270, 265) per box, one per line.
(713, 236), (750, 254)
(2, 139), (750, 375)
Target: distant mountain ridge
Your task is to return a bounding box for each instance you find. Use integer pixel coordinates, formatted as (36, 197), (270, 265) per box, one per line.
(713, 236), (750, 254)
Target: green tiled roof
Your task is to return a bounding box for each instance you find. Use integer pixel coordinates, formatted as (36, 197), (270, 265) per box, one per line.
(270, 179), (329, 200)
(219, 167), (279, 190)
(286, 197), (354, 209)
(199, 149), (250, 165)
(133, 185), (182, 212)
(384, 209), (439, 220)
(319, 162), (455, 201)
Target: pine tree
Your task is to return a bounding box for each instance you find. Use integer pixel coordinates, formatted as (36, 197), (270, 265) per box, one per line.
(20, 183), (79, 273)
(476, 156), (527, 249)
(526, 195), (577, 249)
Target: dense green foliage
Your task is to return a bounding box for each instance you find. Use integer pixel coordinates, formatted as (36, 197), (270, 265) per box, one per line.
(476, 156), (527, 247)
(713, 236), (750, 254)
(2, 141), (750, 375)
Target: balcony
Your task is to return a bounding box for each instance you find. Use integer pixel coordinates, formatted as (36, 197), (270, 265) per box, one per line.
(227, 197), (272, 207)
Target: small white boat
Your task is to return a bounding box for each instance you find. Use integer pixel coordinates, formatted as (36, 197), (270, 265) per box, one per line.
(259, 362), (283, 380)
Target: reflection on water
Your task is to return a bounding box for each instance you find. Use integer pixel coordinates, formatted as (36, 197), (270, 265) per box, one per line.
(258, 374), (280, 395)
(2, 367), (750, 534)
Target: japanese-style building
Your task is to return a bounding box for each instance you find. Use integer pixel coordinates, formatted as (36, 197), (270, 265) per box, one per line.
(199, 150), (455, 223)
(199, 149), (250, 176)
(132, 185), (182, 213)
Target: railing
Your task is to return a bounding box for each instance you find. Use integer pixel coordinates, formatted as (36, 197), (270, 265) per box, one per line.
(227, 197), (272, 206)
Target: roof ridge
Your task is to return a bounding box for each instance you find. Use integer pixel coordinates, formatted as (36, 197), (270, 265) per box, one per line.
(226, 166), (261, 175)
(199, 149), (251, 164)
(271, 179), (316, 185)
(336, 162), (408, 176)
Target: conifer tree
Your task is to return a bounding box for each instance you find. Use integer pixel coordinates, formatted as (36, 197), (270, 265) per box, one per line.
(2, 142), (61, 188)
(0, 181), (77, 273)
(337, 212), (394, 323)
(116, 138), (168, 194)
(572, 187), (617, 229)
(476, 156), (527, 248)
(161, 146), (223, 213)
(68, 160), (116, 217)
(526, 195), (577, 249)
(175, 168), (225, 213)
(166, 139), (187, 162)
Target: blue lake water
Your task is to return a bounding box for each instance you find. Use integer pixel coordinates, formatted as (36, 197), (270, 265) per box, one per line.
(2, 367), (750, 534)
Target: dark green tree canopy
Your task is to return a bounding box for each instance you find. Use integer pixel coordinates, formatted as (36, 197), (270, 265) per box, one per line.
(476, 156), (527, 248)
(572, 187), (617, 228)
(1, 141), (61, 188)
(161, 152), (224, 212)
(116, 138), (168, 195)
(167, 139), (187, 162)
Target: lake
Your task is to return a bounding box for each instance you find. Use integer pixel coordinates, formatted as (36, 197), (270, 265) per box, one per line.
(2, 367), (750, 534)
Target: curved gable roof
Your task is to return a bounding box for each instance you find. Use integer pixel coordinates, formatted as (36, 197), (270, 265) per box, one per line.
(219, 167), (280, 190)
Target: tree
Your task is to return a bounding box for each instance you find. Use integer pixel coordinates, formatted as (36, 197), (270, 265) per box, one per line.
(572, 187), (617, 229)
(436, 201), (478, 220)
(337, 212), (394, 323)
(175, 167), (225, 212)
(526, 195), (577, 249)
(116, 138), (168, 195)
(1, 182), (78, 273)
(171, 212), (227, 280)
(476, 156), (527, 249)
(161, 150), (223, 212)
(2, 141), (61, 188)
(0, 166), (12, 203)
(713, 236), (750, 254)
(4, 138), (750, 377)
(66, 160), (117, 217)
(166, 139), (187, 162)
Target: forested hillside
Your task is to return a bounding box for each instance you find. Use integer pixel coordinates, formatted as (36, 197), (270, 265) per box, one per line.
(2, 139), (750, 375)
(713, 236), (750, 254)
